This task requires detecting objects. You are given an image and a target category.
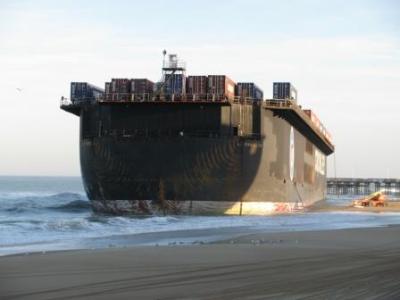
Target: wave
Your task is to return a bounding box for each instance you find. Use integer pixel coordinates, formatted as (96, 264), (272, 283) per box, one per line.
(49, 200), (91, 212)
(0, 192), (90, 213)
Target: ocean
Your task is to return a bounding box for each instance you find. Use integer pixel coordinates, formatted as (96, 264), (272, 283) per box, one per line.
(1, 176), (399, 256)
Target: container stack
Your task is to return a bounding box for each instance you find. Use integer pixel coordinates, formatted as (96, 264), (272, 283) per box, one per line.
(104, 79), (131, 101)
(207, 75), (235, 101)
(164, 74), (186, 96)
(273, 82), (297, 101)
(131, 79), (154, 94)
(105, 78), (154, 101)
(70, 82), (104, 103)
(236, 83), (263, 101)
(131, 79), (154, 101)
(186, 76), (208, 100)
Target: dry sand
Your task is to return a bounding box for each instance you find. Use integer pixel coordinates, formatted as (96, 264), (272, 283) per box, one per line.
(1, 226), (400, 299)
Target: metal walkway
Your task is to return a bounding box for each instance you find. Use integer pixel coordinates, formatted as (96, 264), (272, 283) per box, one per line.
(263, 100), (334, 155)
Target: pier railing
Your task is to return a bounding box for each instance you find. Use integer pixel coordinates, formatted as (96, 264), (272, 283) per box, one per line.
(327, 178), (400, 196)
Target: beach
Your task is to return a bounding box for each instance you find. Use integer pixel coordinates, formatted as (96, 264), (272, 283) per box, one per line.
(1, 177), (400, 299)
(1, 225), (400, 299)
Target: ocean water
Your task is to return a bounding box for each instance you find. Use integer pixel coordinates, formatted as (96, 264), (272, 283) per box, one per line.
(1, 176), (400, 256)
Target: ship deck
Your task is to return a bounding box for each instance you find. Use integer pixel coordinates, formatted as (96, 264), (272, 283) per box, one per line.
(60, 97), (334, 155)
(263, 100), (334, 155)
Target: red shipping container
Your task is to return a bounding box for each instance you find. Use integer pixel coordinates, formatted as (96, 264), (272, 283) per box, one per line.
(207, 75), (236, 101)
(187, 76), (208, 96)
(131, 79), (154, 94)
(111, 78), (130, 94)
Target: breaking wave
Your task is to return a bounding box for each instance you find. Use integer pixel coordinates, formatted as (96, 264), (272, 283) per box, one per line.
(0, 192), (90, 213)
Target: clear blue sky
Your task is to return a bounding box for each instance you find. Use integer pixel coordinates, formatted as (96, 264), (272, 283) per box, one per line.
(0, 0), (399, 177)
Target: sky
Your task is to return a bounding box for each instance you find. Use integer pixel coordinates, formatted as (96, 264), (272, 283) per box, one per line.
(0, 0), (399, 178)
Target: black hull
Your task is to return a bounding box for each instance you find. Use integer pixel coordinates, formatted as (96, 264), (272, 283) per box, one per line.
(76, 102), (327, 215)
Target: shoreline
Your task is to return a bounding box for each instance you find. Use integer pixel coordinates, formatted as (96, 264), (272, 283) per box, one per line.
(1, 225), (400, 299)
(5, 222), (400, 256)
(2, 206), (400, 257)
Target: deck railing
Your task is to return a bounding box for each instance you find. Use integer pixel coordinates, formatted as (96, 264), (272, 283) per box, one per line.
(62, 94), (267, 106)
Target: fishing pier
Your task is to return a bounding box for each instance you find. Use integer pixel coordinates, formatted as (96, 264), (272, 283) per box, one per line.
(327, 178), (400, 196)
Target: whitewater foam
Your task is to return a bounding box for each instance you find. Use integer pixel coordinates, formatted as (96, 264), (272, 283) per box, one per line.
(1, 176), (400, 256)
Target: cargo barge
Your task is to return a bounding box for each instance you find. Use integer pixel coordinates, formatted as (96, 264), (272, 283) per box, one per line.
(61, 52), (334, 215)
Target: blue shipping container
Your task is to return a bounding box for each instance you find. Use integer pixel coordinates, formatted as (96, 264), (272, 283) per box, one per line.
(71, 82), (104, 102)
(164, 74), (186, 95)
(236, 82), (263, 100)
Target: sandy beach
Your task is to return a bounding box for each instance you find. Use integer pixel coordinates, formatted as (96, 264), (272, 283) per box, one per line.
(1, 225), (400, 299)
(312, 200), (400, 213)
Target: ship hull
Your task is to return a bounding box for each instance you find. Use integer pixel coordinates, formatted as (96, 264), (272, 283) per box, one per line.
(79, 102), (327, 215)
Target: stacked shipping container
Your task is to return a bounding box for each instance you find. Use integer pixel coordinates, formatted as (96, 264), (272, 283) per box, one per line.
(105, 78), (154, 101)
(99, 75), (264, 103)
(70, 82), (104, 103)
(131, 79), (154, 101)
(186, 76), (208, 99)
(104, 79), (131, 101)
(131, 79), (154, 94)
(164, 74), (186, 95)
(207, 75), (235, 101)
(236, 83), (263, 100)
(273, 82), (297, 101)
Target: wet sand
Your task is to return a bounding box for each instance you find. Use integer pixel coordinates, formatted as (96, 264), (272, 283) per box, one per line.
(1, 226), (400, 299)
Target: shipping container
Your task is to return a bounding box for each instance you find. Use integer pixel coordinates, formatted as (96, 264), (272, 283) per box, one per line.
(131, 79), (154, 94)
(186, 76), (208, 99)
(103, 79), (132, 102)
(70, 82), (104, 102)
(104, 82), (112, 101)
(105, 82), (111, 94)
(111, 78), (131, 94)
(273, 82), (297, 101)
(207, 75), (235, 101)
(164, 74), (186, 95)
(236, 82), (263, 100)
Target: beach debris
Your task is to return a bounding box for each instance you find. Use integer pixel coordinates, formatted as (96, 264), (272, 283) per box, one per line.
(352, 191), (387, 208)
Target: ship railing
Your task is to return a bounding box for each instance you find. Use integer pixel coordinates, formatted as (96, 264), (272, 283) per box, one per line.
(232, 96), (263, 105)
(162, 60), (186, 70)
(264, 99), (335, 148)
(155, 94), (230, 102)
(99, 93), (234, 103)
(60, 96), (71, 106)
(98, 94), (266, 104)
(264, 99), (294, 108)
(60, 96), (98, 106)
